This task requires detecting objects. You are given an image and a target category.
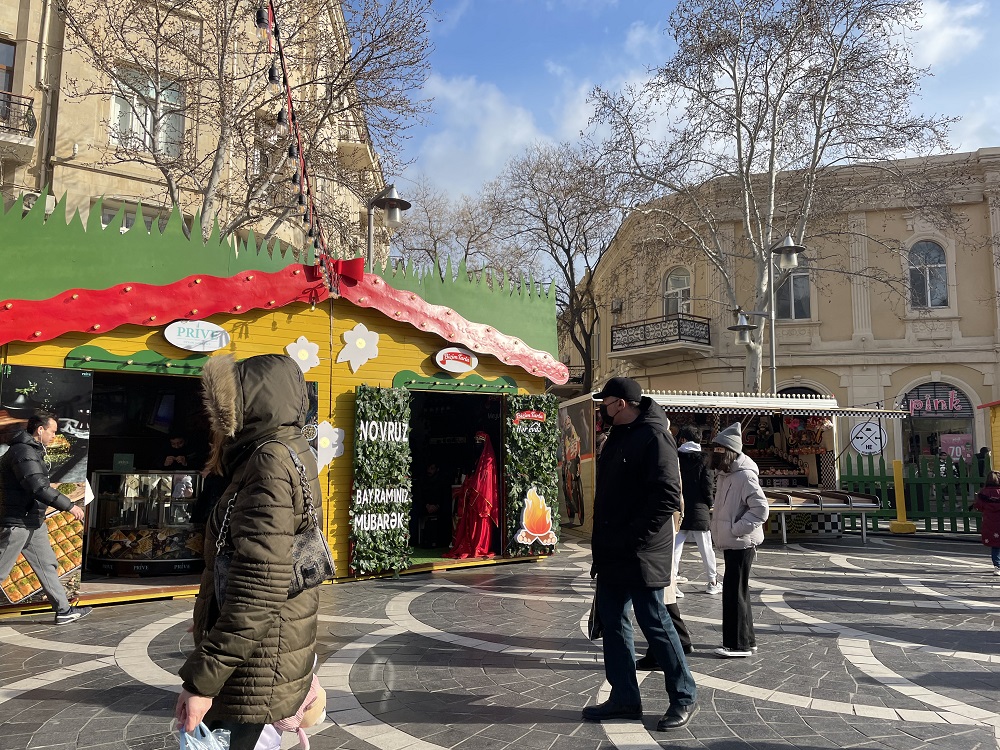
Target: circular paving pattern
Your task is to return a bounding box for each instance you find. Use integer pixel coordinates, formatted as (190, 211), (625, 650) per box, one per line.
(0, 536), (998, 749)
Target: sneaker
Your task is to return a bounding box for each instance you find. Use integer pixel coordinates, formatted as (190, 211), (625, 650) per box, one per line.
(675, 575), (689, 583)
(714, 646), (753, 658)
(994, 567), (1000, 577)
(54, 605), (92, 626)
(705, 582), (722, 595)
(675, 588), (685, 598)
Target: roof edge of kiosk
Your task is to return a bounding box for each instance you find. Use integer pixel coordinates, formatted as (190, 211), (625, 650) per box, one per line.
(645, 390), (907, 419)
(0, 193), (569, 385)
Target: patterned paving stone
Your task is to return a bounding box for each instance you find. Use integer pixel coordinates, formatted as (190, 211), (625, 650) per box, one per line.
(1, 537), (1000, 748)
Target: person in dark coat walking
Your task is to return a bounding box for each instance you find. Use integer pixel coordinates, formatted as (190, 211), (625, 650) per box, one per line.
(672, 425), (720, 595)
(0, 413), (91, 625)
(584, 377), (698, 731)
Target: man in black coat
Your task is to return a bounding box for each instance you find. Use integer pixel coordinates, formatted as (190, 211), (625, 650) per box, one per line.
(584, 378), (698, 731)
(0, 413), (91, 624)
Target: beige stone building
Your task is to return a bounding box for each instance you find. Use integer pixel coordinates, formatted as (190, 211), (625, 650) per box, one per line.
(0, 1), (376, 251)
(572, 148), (1000, 465)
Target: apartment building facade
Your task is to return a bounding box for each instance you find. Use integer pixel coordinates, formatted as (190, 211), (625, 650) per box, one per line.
(572, 149), (1000, 465)
(0, 0), (376, 250)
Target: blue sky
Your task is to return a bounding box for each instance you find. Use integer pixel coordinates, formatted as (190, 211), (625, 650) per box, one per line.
(397, 0), (1000, 199)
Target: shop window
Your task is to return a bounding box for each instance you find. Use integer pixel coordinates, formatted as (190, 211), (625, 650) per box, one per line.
(908, 240), (949, 309)
(0, 41), (14, 94)
(901, 382), (975, 465)
(775, 270), (811, 320)
(110, 68), (184, 157)
(663, 267), (691, 316)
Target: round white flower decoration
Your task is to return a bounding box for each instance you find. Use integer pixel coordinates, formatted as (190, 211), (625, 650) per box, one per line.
(285, 335), (320, 373)
(316, 421), (345, 469)
(337, 323), (380, 372)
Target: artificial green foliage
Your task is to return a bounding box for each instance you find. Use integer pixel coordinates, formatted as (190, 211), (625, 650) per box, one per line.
(65, 345), (209, 374)
(503, 394), (560, 556)
(391, 370), (518, 393)
(350, 384), (412, 574)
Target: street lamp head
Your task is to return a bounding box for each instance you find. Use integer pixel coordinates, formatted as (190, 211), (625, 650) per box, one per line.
(772, 233), (805, 270)
(727, 311), (758, 346)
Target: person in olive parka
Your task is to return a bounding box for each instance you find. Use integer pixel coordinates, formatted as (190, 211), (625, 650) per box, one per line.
(175, 354), (321, 749)
(585, 377), (698, 731)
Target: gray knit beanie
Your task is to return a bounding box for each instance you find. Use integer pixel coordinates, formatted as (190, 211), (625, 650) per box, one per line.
(712, 422), (743, 454)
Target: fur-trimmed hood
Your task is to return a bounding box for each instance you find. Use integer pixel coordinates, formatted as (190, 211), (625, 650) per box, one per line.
(202, 354), (309, 472)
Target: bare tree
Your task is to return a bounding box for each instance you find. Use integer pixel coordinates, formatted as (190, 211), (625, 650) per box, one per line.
(485, 142), (630, 392)
(58, 0), (433, 247)
(591, 0), (959, 393)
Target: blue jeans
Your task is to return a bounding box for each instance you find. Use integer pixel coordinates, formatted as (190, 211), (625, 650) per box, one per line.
(991, 546), (1000, 568)
(597, 581), (697, 708)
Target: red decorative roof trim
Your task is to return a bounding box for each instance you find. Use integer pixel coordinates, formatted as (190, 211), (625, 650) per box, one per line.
(0, 266), (328, 346)
(340, 274), (569, 384)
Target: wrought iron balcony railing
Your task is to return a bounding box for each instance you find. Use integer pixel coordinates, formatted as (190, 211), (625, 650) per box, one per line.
(610, 313), (712, 352)
(0, 92), (37, 138)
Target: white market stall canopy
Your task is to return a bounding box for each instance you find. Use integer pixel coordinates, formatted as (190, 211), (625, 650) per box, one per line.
(645, 391), (907, 420)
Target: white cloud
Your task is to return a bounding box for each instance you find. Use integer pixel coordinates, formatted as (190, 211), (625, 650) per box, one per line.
(624, 20), (666, 61)
(912, 1), (985, 67)
(409, 74), (550, 195)
(436, 0), (471, 36)
(947, 95), (1000, 152)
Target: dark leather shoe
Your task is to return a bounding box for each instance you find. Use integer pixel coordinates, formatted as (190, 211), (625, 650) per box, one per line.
(656, 703), (699, 730)
(635, 653), (661, 670)
(582, 700), (643, 722)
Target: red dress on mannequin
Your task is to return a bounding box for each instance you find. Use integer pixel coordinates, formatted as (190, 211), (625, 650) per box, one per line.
(445, 432), (499, 558)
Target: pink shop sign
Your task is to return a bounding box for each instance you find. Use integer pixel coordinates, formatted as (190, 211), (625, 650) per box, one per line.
(939, 434), (973, 463)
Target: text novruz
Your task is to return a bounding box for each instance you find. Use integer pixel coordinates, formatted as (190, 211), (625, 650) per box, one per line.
(357, 420), (408, 443)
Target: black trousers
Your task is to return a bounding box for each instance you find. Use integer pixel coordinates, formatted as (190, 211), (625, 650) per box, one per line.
(206, 719), (265, 750)
(722, 547), (757, 651)
(666, 602), (691, 651)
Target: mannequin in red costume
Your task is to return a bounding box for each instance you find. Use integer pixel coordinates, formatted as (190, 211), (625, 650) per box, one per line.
(445, 432), (499, 558)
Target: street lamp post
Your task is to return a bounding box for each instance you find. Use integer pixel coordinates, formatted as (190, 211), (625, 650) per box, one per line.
(366, 184), (411, 268)
(727, 234), (805, 394)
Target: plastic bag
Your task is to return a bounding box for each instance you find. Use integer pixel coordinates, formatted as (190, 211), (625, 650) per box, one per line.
(179, 723), (231, 750)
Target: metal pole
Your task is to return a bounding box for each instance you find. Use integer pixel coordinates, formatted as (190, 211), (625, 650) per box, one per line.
(768, 256), (777, 395)
(365, 204), (375, 268)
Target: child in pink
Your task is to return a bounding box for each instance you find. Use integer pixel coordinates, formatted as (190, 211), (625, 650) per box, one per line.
(973, 470), (1000, 575)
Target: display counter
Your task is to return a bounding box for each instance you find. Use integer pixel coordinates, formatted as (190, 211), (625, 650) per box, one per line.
(87, 471), (205, 576)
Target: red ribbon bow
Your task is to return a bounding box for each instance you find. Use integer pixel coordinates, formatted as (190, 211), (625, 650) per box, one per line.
(325, 257), (365, 285)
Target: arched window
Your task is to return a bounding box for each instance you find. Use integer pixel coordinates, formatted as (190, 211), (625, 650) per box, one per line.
(663, 267), (691, 316)
(775, 268), (810, 320)
(908, 241), (948, 309)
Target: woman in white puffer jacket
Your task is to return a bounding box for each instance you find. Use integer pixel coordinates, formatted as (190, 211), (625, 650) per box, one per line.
(708, 423), (769, 658)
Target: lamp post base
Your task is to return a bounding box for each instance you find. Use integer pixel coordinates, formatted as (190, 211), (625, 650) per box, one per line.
(889, 520), (917, 535)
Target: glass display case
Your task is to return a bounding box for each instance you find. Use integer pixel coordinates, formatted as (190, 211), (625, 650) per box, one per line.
(87, 471), (206, 576)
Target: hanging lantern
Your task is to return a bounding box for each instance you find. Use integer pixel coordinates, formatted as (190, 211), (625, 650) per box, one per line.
(291, 170), (300, 186)
(286, 143), (298, 165)
(275, 108), (288, 136)
(254, 6), (270, 41)
(267, 61), (282, 94)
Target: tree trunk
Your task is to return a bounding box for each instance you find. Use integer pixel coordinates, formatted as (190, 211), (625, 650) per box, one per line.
(743, 339), (764, 393)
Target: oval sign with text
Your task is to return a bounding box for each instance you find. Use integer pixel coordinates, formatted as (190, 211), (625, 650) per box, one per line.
(164, 320), (231, 352)
(435, 346), (478, 374)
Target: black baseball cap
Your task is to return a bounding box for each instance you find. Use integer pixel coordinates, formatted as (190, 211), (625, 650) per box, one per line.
(592, 376), (642, 402)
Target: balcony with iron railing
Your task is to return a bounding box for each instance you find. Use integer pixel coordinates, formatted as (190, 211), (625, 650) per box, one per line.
(609, 312), (713, 364)
(0, 92), (38, 163)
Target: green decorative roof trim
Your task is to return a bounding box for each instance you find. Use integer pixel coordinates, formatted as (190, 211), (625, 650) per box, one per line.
(65, 345), (209, 374)
(0, 188), (312, 303)
(372, 258), (559, 356)
(391, 370), (518, 393)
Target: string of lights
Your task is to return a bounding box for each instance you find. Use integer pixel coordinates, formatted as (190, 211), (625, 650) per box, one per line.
(255, 2), (328, 259)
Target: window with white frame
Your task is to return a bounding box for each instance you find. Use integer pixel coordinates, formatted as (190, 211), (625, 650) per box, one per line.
(775, 270), (811, 320)
(101, 207), (168, 234)
(908, 240), (949, 309)
(663, 267), (691, 316)
(110, 68), (184, 157)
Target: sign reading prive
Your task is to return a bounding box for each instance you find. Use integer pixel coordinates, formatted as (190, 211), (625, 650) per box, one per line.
(164, 320), (231, 352)
(435, 347), (478, 373)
